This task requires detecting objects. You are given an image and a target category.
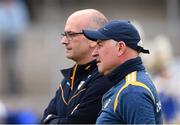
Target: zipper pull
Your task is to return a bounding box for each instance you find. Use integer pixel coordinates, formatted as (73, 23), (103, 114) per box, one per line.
(71, 104), (80, 115)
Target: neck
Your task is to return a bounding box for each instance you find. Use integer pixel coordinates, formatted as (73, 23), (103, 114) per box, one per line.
(75, 49), (95, 64)
(119, 49), (139, 65)
(75, 57), (95, 65)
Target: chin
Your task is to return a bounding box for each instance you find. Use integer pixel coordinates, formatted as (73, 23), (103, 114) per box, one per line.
(98, 68), (105, 75)
(67, 55), (77, 62)
(66, 53), (73, 59)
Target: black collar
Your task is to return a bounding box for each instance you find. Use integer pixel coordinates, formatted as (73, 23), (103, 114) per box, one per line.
(61, 60), (97, 81)
(106, 57), (145, 84)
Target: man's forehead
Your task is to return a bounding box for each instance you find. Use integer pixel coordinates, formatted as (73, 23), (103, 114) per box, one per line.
(96, 39), (117, 46)
(65, 18), (87, 31)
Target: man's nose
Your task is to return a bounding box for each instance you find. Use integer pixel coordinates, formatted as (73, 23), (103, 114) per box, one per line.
(61, 36), (69, 45)
(92, 46), (98, 57)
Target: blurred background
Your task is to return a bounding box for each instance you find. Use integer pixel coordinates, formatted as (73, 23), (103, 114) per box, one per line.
(0, 0), (180, 124)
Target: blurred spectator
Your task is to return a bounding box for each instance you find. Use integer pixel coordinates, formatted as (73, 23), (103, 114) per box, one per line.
(0, 101), (7, 123)
(154, 59), (180, 123)
(151, 35), (179, 123)
(5, 109), (39, 124)
(0, 0), (29, 94)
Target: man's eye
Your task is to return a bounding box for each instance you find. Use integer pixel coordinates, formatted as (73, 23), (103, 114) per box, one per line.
(98, 42), (103, 46)
(97, 43), (103, 48)
(98, 44), (102, 46)
(68, 33), (75, 37)
(61, 33), (66, 36)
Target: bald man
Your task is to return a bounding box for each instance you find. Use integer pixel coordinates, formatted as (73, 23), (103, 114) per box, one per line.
(42, 9), (113, 124)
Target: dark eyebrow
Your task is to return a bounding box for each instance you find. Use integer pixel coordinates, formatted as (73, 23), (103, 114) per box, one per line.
(97, 40), (103, 45)
(64, 31), (83, 35)
(97, 40), (106, 43)
(64, 31), (73, 34)
(65, 31), (81, 33)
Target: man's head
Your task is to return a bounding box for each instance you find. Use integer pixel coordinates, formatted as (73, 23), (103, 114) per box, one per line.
(83, 20), (149, 75)
(61, 9), (108, 64)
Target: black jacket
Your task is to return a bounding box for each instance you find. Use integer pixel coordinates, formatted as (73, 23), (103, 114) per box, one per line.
(42, 60), (113, 124)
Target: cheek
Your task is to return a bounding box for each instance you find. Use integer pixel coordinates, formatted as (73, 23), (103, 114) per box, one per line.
(72, 39), (89, 54)
(78, 42), (89, 52)
(99, 48), (117, 72)
(71, 39), (82, 49)
(99, 49), (111, 66)
(100, 47), (115, 60)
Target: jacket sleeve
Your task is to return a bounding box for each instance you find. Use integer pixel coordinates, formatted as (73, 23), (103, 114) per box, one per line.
(41, 89), (59, 123)
(117, 89), (156, 124)
(43, 76), (112, 124)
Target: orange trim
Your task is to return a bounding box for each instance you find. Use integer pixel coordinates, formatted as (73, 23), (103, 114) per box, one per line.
(59, 83), (68, 105)
(71, 64), (78, 90)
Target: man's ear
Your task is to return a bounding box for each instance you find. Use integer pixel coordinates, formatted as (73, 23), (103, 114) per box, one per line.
(117, 41), (126, 57)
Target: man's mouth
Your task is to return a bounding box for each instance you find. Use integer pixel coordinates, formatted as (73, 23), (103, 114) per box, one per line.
(96, 60), (101, 64)
(65, 47), (72, 52)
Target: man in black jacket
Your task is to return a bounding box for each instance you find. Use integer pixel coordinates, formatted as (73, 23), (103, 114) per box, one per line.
(41, 9), (113, 124)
